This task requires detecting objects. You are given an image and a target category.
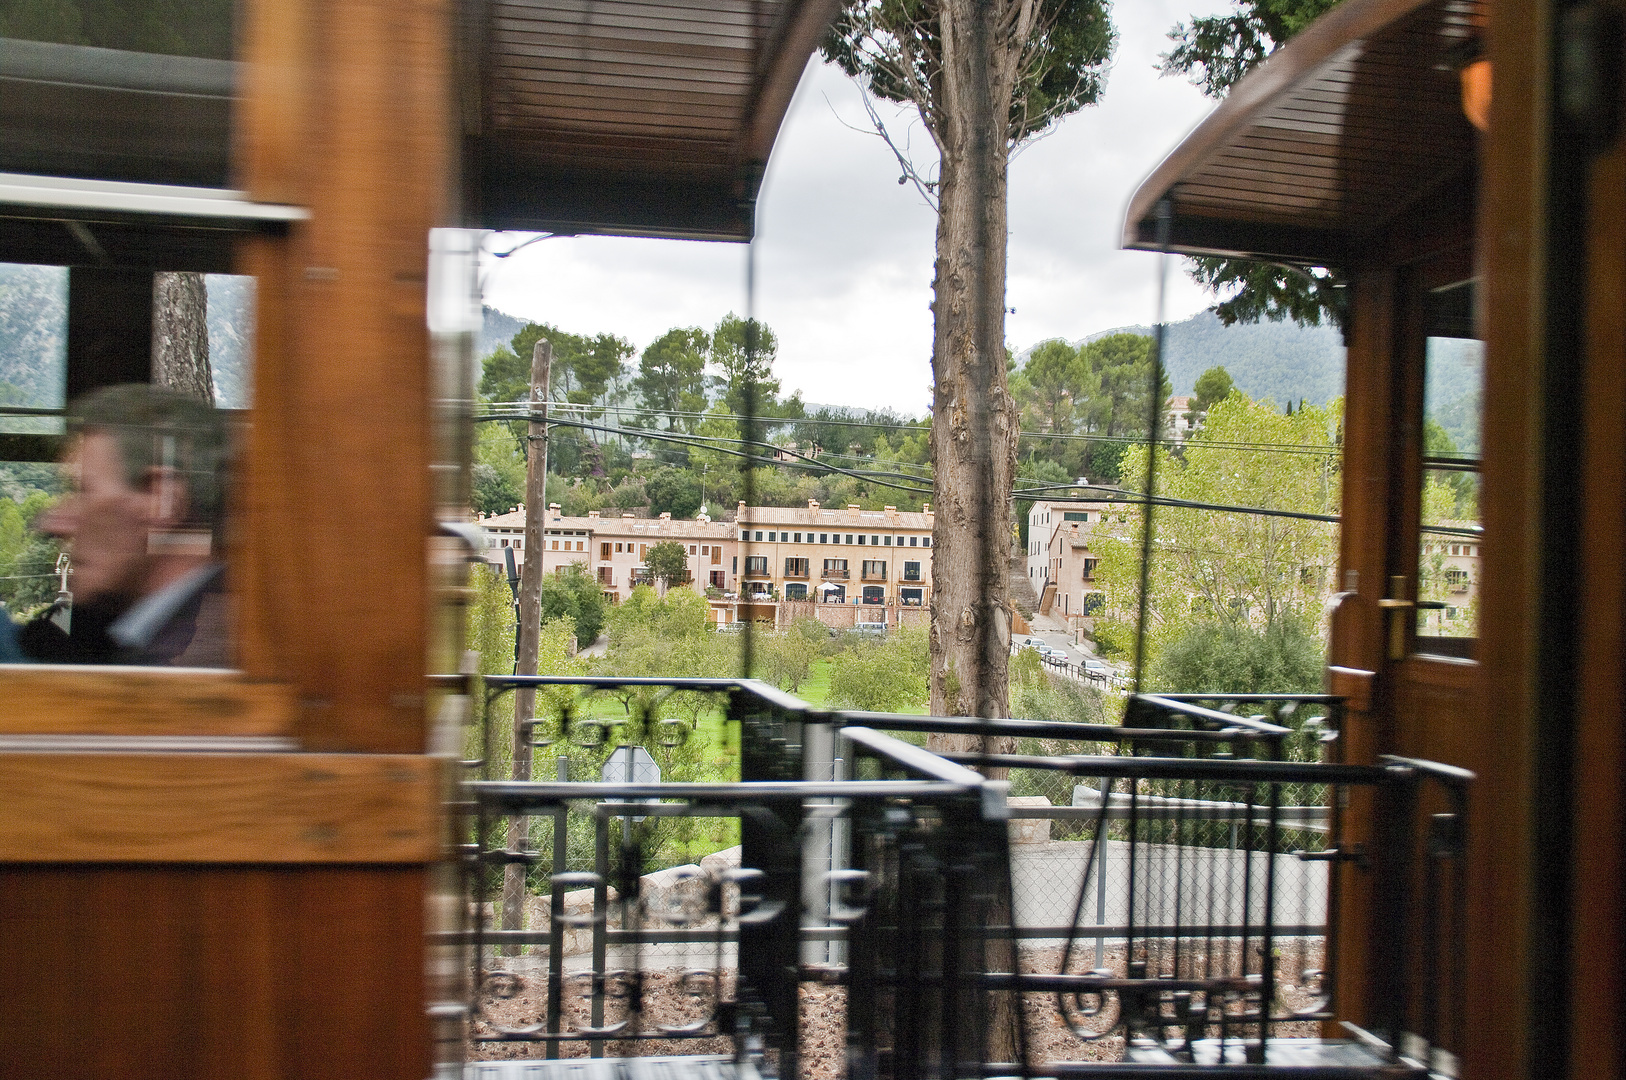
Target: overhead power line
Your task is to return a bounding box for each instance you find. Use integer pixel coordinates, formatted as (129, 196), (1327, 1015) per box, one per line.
(477, 409), (1482, 538)
(484, 399), (1372, 461)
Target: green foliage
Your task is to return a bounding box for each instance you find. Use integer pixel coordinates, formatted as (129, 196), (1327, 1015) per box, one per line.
(1161, 0), (1341, 98)
(465, 564), (517, 773)
(1151, 617), (1323, 694)
(752, 629), (820, 692)
(1188, 258), (1346, 330)
(635, 327), (709, 431)
(540, 563), (606, 648)
(826, 627), (929, 712)
(1081, 332), (1169, 438)
(1009, 331), (1167, 488)
(598, 586), (737, 720)
(1192, 365), (1235, 412)
(1022, 338), (1089, 434)
(1093, 390), (1341, 673)
(644, 540), (691, 590)
(644, 467), (702, 519)
(821, 0), (1116, 147)
(1008, 646), (1111, 724)
(480, 340), (538, 405)
(712, 313), (801, 424)
(0, 490), (61, 615)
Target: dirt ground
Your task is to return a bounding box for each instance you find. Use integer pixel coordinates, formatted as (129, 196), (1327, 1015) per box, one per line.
(468, 939), (1325, 1079)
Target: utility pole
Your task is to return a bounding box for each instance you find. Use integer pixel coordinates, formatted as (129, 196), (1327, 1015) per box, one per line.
(502, 338), (550, 951)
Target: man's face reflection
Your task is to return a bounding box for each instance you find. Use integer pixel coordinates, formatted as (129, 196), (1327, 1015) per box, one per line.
(37, 432), (153, 604)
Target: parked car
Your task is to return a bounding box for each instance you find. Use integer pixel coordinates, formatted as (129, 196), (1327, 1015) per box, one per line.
(853, 622), (887, 638)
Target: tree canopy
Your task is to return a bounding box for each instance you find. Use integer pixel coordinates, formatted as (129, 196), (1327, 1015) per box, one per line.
(644, 540), (691, 591)
(540, 563), (607, 648)
(1092, 390), (1342, 673)
(1191, 365), (1235, 412)
(821, 0), (1116, 149)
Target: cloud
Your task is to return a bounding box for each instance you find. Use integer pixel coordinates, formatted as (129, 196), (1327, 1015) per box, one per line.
(480, 0), (1233, 417)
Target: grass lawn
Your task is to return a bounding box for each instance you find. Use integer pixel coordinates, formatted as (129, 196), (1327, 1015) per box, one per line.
(794, 660), (835, 707)
(788, 659), (928, 715)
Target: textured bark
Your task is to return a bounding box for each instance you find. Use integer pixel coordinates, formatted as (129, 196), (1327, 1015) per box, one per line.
(926, 5), (1024, 1059)
(503, 339), (551, 953)
(927, 0), (1020, 730)
(152, 272), (214, 403)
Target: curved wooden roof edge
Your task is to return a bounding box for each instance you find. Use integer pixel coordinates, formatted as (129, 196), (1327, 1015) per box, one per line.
(741, 0), (848, 167)
(1120, 0), (1436, 257)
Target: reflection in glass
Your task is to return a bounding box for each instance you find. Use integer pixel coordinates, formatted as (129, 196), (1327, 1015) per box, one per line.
(1416, 331), (1483, 654)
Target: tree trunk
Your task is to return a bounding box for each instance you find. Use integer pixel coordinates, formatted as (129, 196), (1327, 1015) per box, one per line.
(502, 339), (551, 954)
(152, 272), (213, 403)
(927, 0), (1024, 1063)
(928, 0), (1019, 729)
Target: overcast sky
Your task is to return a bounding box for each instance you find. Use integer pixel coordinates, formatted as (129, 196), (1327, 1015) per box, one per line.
(481, 0), (1233, 417)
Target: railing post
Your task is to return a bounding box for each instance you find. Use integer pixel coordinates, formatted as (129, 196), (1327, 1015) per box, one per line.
(590, 812), (609, 1058)
(545, 756), (568, 1055)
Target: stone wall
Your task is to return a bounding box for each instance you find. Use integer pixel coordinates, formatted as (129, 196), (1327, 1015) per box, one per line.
(775, 600), (926, 630)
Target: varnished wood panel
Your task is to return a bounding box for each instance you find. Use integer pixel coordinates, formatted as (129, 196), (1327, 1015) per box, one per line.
(1570, 22), (1626, 1075)
(0, 667), (296, 736)
(1327, 269), (1396, 1035)
(0, 866), (430, 1080)
(1462, 0), (1549, 1074)
(236, 0), (452, 753)
(0, 753), (442, 862)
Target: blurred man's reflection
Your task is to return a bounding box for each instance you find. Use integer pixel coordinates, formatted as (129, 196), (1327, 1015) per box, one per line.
(20, 385), (230, 666)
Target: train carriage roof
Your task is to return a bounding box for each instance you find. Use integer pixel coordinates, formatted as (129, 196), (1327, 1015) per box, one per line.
(472, 0), (845, 241)
(0, 0), (842, 251)
(1123, 0), (1484, 266)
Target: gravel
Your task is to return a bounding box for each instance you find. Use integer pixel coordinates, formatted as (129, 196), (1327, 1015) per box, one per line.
(468, 938), (1326, 1077)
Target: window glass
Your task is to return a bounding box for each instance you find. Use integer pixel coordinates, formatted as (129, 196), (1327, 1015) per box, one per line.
(1416, 281), (1482, 657)
(0, 0), (237, 186)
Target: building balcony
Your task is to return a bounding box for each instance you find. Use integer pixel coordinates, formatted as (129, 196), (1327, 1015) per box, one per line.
(822, 569), (849, 580)
(784, 568), (810, 579)
(861, 571), (886, 582)
(901, 572), (922, 582)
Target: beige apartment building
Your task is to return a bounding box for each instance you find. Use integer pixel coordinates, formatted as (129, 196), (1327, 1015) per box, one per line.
(1025, 499), (1114, 624)
(732, 501), (935, 615)
(1419, 529), (1482, 640)
(475, 500), (936, 628)
(476, 505), (739, 604)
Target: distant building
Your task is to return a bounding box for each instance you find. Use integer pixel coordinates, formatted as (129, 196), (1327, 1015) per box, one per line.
(1166, 395), (1196, 442)
(1418, 530), (1482, 640)
(733, 501), (935, 616)
(1025, 499), (1114, 626)
(476, 505), (738, 606)
(475, 500), (937, 628)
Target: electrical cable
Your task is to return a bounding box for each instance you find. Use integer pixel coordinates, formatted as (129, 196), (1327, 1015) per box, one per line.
(478, 411), (1483, 537)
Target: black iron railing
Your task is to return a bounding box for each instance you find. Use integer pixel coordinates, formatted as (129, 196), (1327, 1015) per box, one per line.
(450, 678), (1467, 1080)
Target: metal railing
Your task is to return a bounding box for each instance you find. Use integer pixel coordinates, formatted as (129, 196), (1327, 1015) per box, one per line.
(449, 679), (1467, 1079)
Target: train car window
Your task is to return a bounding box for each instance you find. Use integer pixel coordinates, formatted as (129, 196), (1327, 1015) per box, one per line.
(0, 0), (236, 188)
(0, 265), (254, 668)
(1415, 279), (1482, 659)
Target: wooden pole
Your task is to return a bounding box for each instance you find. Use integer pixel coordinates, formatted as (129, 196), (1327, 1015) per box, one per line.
(502, 339), (550, 949)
